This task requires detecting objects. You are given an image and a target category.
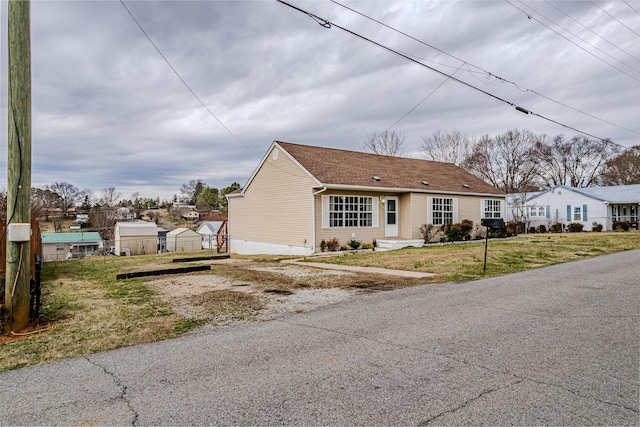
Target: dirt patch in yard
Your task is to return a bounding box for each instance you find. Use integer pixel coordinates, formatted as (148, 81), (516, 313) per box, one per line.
(145, 263), (360, 324)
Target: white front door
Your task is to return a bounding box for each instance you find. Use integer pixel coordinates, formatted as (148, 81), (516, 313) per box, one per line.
(384, 196), (399, 237)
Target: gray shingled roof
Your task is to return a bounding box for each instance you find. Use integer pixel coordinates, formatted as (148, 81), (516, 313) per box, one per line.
(569, 184), (640, 203)
(276, 141), (504, 196)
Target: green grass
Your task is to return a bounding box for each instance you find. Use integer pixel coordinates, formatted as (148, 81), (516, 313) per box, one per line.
(1, 233), (638, 372)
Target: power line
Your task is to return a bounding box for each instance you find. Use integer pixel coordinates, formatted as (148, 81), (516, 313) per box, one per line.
(543, 0), (640, 65)
(519, 1), (640, 73)
(119, 1), (260, 159)
(276, 0), (609, 141)
(590, 0), (640, 38)
(384, 63), (465, 132)
(505, 0), (640, 84)
(330, 0), (640, 137)
(624, 1), (640, 17)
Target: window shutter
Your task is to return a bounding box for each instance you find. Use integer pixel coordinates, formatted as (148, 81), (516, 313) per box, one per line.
(545, 205), (550, 219)
(427, 197), (433, 224)
(453, 198), (459, 223)
(567, 205), (571, 221)
(480, 199), (486, 219)
(322, 195), (329, 228)
(583, 204), (588, 222)
(500, 200), (505, 218)
(526, 207), (530, 217)
(372, 197), (379, 228)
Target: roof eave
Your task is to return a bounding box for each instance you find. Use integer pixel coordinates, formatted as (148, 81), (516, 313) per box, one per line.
(317, 184), (505, 197)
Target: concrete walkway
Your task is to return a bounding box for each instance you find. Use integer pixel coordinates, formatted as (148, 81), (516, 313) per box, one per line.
(283, 259), (437, 278)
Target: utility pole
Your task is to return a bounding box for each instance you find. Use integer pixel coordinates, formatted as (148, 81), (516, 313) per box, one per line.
(5, 0), (32, 333)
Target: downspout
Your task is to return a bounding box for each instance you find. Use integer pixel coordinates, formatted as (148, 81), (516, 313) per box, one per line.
(311, 186), (328, 253)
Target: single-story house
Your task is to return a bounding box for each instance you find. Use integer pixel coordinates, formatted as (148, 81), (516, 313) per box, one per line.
(182, 211), (200, 221)
(114, 222), (158, 256)
(42, 232), (103, 261)
(507, 184), (640, 231)
(166, 227), (202, 252)
(196, 221), (224, 249)
(227, 141), (506, 255)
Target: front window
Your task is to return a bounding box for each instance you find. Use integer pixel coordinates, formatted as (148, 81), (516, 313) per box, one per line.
(329, 196), (373, 227)
(484, 199), (502, 218)
(432, 198), (454, 225)
(573, 205), (582, 221)
(530, 206), (545, 217)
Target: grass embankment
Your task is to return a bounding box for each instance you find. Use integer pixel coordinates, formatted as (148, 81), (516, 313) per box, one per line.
(1, 232), (638, 372)
(313, 233), (640, 281)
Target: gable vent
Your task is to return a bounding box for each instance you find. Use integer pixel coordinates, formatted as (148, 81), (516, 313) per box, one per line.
(372, 176), (381, 182)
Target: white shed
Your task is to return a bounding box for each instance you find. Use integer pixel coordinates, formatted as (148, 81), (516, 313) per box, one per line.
(166, 227), (202, 252)
(114, 222), (158, 255)
(196, 221), (224, 249)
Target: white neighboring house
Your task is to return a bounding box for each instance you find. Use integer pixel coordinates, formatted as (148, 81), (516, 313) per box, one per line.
(166, 227), (202, 252)
(507, 184), (640, 231)
(196, 221), (224, 249)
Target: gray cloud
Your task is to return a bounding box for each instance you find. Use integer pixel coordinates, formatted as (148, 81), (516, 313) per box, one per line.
(1, 0), (638, 200)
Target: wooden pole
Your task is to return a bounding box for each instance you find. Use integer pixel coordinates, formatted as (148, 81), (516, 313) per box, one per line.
(5, 0), (32, 333)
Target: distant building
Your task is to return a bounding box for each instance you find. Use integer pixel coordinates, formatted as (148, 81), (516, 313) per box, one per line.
(166, 227), (201, 252)
(114, 222), (158, 256)
(42, 232), (103, 261)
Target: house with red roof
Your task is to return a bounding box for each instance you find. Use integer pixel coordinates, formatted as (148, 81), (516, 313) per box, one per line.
(227, 141), (505, 255)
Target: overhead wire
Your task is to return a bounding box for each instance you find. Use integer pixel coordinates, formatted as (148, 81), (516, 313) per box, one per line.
(119, 1), (260, 159)
(504, 0), (640, 84)
(624, 1), (640, 17)
(543, 0), (640, 65)
(517, 1), (640, 73)
(590, 0), (640, 38)
(277, 0), (609, 142)
(330, 0), (640, 137)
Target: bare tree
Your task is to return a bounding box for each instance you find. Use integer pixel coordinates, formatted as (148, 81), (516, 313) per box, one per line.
(100, 187), (122, 207)
(180, 180), (207, 204)
(534, 135), (619, 188)
(463, 129), (541, 193)
(47, 181), (81, 213)
(363, 130), (406, 157)
(420, 129), (473, 166)
(598, 145), (640, 185)
(89, 208), (117, 240)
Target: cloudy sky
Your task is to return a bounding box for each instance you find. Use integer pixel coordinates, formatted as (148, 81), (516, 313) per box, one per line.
(1, 0), (639, 201)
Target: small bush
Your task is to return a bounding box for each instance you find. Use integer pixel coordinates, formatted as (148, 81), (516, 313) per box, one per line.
(613, 221), (630, 231)
(528, 226), (537, 234)
(347, 239), (361, 250)
(372, 239), (377, 248)
(320, 239), (327, 252)
(326, 237), (340, 251)
(592, 223), (603, 232)
(550, 223), (564, 233)
(568, 223), (584, 232)
(361, 243), (374, 250)
(340, 245), (350, 251)
(442, 221), (471, 242)
(537, 224), (547, 233)
(470, 224), (486, 240)
(420, 223), (441, 243)
(508, 221), (525, 235)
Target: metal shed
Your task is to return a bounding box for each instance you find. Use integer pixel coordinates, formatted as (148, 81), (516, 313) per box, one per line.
(166, 227), (201, 252)
(114, 222), (158, 256)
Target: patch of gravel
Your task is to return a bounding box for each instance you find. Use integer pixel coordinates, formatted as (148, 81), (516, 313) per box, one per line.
(145, 266), (357, 323)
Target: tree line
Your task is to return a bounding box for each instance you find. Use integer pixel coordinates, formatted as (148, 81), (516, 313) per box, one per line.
(365, 129), (640, 193)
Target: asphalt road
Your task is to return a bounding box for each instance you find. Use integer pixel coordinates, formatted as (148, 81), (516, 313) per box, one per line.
(1, 250), (639, 425)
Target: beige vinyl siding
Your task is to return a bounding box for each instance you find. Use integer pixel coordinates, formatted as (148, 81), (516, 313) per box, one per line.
(422, 193), (505, 229)
(315, 190), (384, 248)
(229, 147), (316, 248)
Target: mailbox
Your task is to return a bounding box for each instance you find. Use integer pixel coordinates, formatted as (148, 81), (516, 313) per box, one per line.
(481, 218), (505, 228)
